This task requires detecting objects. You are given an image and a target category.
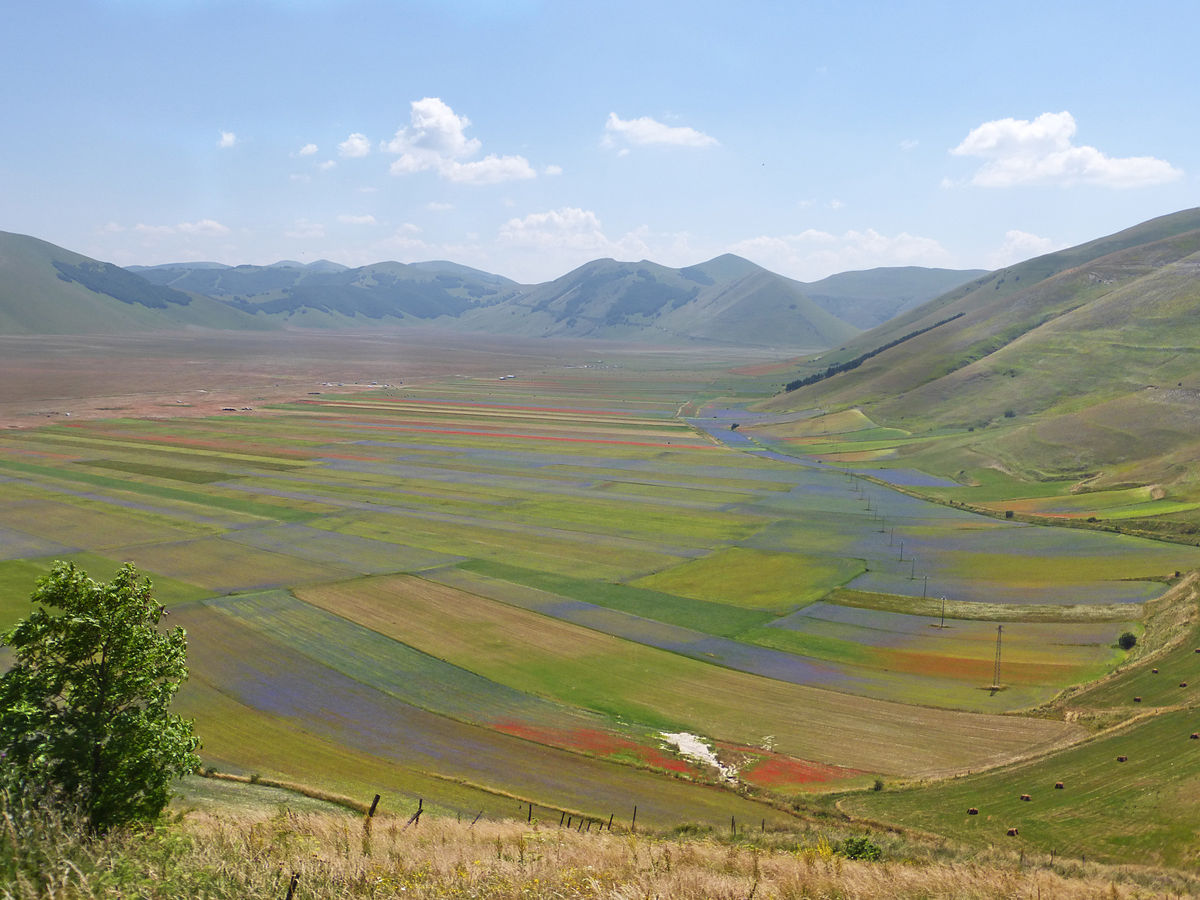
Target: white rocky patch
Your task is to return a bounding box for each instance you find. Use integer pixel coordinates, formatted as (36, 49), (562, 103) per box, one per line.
(660, 731), (739, 783)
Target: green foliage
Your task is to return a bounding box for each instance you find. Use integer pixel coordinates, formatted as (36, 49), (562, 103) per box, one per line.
(1118, 631), (1138, 650)
(838, 835), (882, 860)
(0, 562), (200, 831)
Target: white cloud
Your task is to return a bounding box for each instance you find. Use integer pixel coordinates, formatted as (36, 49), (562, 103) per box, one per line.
(337, 214), (377, 225)
(177, 219), (230, 236)
(603, 113), (718, 149)
(318, 160), (337, 171)
(986, 229), (1064, 269)
(543, 164), (563, 176)
(728, 228), (953, 281)
(290, 173), (311, 183)
(499, 207), (611, 252)
(828, 199), (845, 210)
(218, 131), (237, 149)
(494, 207), (700, 280)
(298, 143), (318, 156)
(899, 139), (919, 151)
(134, 218), (229, 237)
(442, 154), (536, 184)
(950, 111), (1182, 188)
(285, 219), (325, 239)
(384, 97), (535, 185)
(338, 132), (371, 158)
(100, 221), (125, 233)
(427, 201), (453, 211)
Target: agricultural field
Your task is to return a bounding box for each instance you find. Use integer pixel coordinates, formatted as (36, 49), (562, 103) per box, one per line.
(2, 333), (1200, 856)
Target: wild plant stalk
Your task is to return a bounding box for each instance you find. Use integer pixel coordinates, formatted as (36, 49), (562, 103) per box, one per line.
(4, 797), (1197, 899)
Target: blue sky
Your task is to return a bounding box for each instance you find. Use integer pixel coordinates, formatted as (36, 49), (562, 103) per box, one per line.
(1, 0), (1195, 282)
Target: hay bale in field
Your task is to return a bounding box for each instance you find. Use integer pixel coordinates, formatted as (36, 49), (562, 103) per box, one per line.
(1054, 782), (1064, 789)
(1006, 827), (1019, 836)
(967, 807), (979, 815)
(1134, 696), (1142, 702)
(1019, 794), (1031, 801)
(1190, 733), (1199, 740)
(1182, 682), (1189, 688)
(1117, 755), (1128, 762)
(1152, 668), (1158, 673)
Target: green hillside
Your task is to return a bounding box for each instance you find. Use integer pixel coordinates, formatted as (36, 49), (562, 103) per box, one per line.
(756, 206), (1200, 541)
(0, 232), (267, 334)
(134, 258), (522, 325)
(462, 254), (861, 347)
(799, 266), (987, 329)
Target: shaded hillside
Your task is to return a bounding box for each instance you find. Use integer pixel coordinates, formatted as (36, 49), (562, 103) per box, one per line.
(799, 266), (987, 329)
(0, 232), (265, 334)
(135, 259), (522, 325)
(461, 254), (860, 347)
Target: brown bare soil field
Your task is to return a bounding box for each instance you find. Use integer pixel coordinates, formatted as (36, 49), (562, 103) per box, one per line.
(0, 331), (624, 428)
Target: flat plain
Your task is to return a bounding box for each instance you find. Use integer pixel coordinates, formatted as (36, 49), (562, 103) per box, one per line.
(3, 332), (1200, 851)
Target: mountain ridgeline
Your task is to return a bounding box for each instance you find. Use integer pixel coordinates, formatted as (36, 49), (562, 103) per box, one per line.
(0, 229), (985, 347)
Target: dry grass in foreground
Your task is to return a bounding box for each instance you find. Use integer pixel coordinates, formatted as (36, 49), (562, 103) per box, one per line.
(6, 800), (1200, 899)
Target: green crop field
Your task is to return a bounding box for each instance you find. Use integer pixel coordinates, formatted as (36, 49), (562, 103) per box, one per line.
(3, 339), (1200, 856)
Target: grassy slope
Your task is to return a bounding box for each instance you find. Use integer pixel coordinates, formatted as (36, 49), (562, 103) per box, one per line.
(755, 208), (1200, 540)
(0, 231), (266, 333)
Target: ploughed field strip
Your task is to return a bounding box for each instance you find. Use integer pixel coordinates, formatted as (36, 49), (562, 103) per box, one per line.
(2, 378), (1198, 817)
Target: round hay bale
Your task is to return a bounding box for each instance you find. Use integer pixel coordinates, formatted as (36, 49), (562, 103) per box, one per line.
(1134, 696), (1142, 702)
(1019, 794), (1031, 801)
(1006, 827), (1019, 836)
(1117, 755), (1128, 762)
(1182, 682), (1189, 688)
(967, 807), (979, 815)
(1152, 668), (1159, 674)
(1190, 733), (1199, 740)
(1054, 782), (1064, 789)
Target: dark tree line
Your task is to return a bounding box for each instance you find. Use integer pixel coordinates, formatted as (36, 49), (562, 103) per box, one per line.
(783, 313), (964, 392)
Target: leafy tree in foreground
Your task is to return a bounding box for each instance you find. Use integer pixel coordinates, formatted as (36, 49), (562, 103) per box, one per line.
(0, 562), (200, 831)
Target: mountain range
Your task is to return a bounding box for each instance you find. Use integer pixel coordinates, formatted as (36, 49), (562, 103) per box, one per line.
(1, 230), (983, 347)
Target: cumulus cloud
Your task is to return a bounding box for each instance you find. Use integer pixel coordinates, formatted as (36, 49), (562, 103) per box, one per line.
(950, 111), (1182, 188)
(603, 113), (718, 149)
(338, 132), (371, 158)
(134, 218), (230, 237)
(384, 97), (535, 184)
(217, 131), (237, 148)
(728, 228), (953, 281)
(337, 214), (377, 225)
(987, 229), (1064, 268)
(499, 207), (611, 252)
(318, 160), (337, 171)
(298, 143), (318, 156)
(543, 164), (564, 176)
(494, 207), (700, 281)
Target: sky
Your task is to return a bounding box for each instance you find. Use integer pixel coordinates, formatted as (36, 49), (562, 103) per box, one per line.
(1, 0), (1196, 284)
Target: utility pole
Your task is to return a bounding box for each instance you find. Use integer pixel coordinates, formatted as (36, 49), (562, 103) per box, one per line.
(991, 625), (1003, 690)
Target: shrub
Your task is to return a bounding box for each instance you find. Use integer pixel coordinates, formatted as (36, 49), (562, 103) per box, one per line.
(839, 835), (883, 860)
(1118, 631), (1137, 651)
